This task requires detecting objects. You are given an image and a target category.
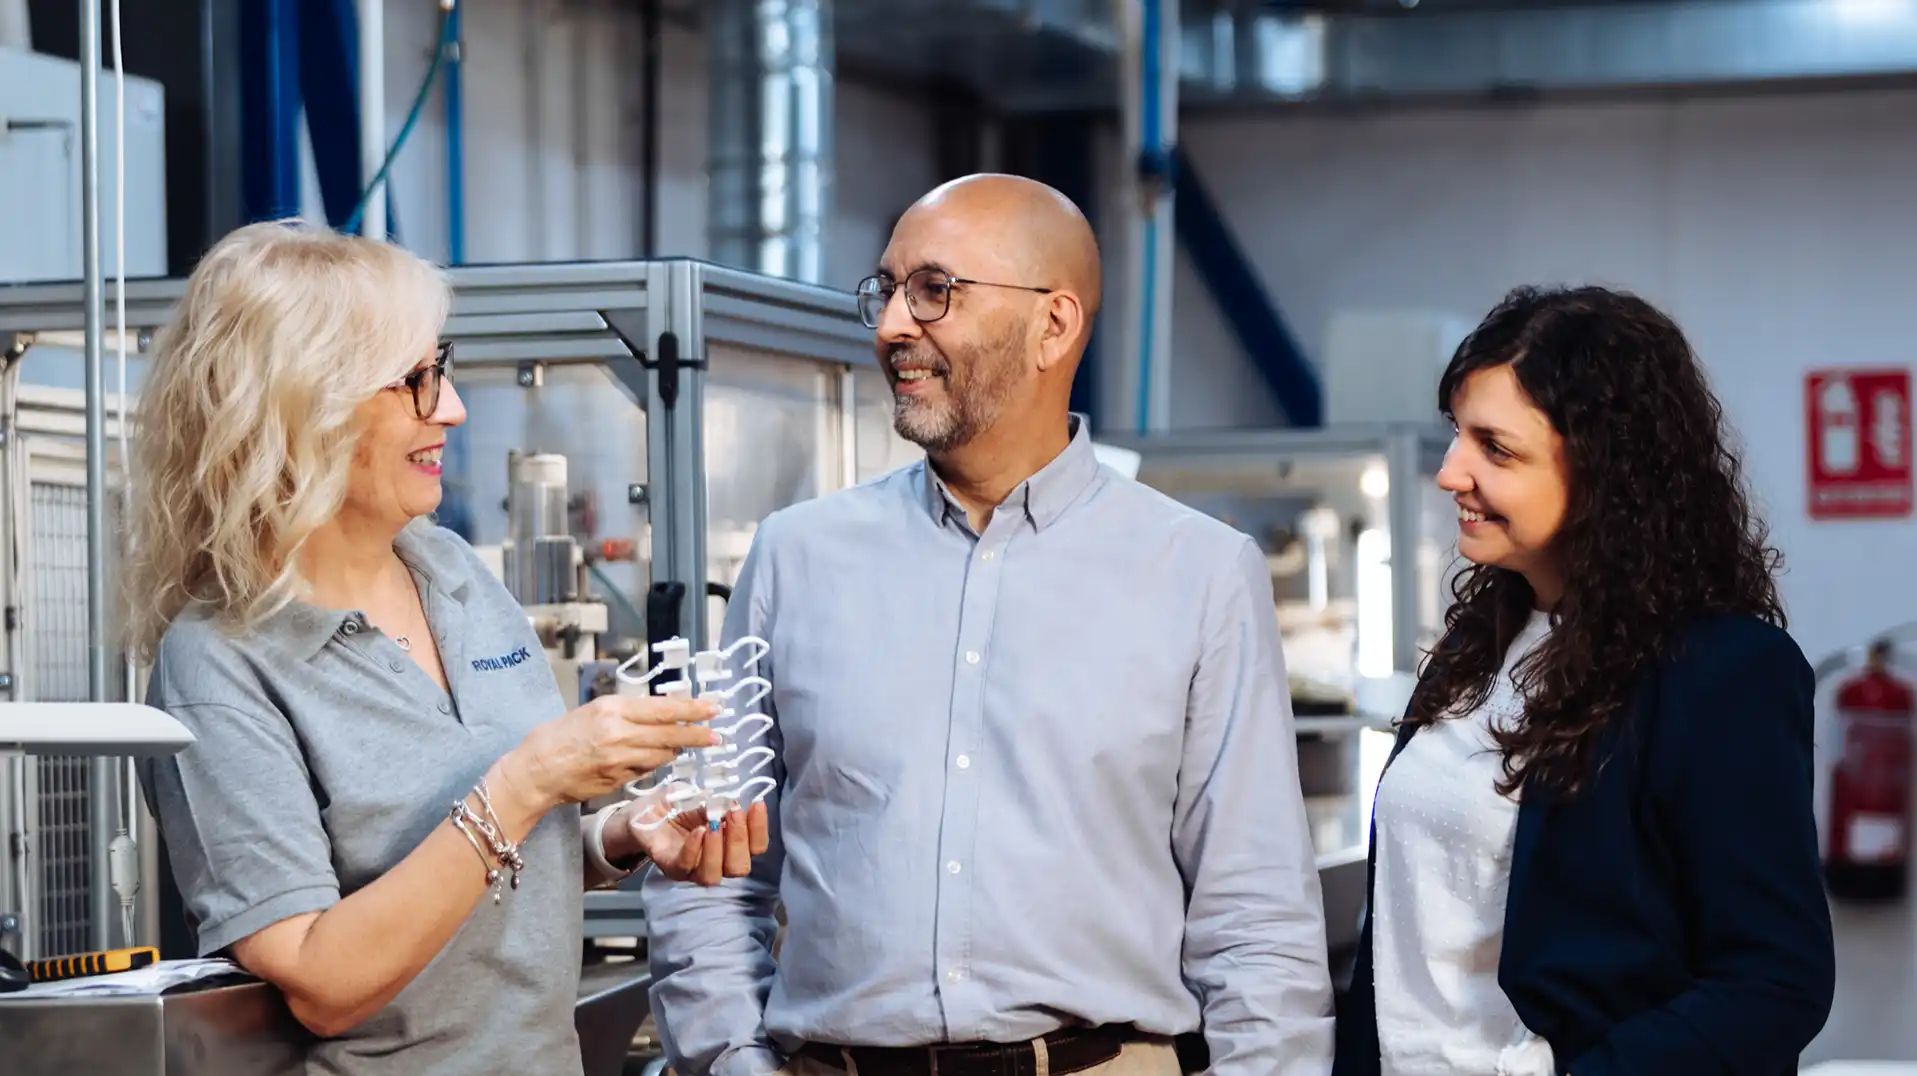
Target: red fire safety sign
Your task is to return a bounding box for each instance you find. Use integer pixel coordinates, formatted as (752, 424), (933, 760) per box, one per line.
(1807, 368), (1913, 520)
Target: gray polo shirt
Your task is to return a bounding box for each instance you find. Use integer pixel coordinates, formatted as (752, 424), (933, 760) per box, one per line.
(140, 521), (585, 1076)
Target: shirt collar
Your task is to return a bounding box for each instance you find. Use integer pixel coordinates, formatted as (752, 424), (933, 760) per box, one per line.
(260, 520), (475, 661)
(916, 413), (1102, 533)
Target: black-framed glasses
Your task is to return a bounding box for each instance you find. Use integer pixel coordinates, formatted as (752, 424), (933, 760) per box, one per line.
(387, 340), (454, 418)
(856, 269), (1053, 330)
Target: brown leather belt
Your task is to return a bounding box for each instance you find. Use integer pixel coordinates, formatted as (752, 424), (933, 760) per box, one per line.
(795, 1024), (1147, 1076)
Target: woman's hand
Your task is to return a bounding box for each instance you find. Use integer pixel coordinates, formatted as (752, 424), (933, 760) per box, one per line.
(497, 694), (721, 813)
(617, 789), (772, 887)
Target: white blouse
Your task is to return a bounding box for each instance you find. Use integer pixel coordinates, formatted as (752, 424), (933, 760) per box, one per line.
(1371, 609), (1559, 1076)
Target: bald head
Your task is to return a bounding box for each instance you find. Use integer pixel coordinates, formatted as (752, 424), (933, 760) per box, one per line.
(900, 174), (1102, 326)
(871, 174), (1101, 460)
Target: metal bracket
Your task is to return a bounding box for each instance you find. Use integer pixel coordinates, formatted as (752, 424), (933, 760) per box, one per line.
(601, 308), (706, 412)
(516, 361), (546, 388)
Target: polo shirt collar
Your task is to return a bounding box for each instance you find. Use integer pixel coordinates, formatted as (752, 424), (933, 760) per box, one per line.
(262, 521), (475, 661)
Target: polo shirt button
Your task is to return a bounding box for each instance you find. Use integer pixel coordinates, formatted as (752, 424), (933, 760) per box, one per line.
(437, 701), (451, 715)
(341, 621), (359, 636)
(390, 660), (404, 673)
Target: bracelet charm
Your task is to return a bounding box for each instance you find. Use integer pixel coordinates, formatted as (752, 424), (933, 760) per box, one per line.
(449, 778), (525, 903)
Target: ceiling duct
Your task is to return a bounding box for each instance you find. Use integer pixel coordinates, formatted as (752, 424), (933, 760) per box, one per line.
(835, 0), (1917, 112)
(1180, 0), (1917, 107)
(708, 0), (834, 283)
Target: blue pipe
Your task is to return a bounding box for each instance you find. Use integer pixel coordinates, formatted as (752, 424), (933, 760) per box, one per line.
(1134, 0), (1163, 434)
(239, 0), (301, 223)
(300, 0), (370, 232)
(445, 0), (467, 266)
(437, 4), (475, 541)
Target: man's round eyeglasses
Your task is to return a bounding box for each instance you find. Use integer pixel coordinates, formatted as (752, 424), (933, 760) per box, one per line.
(855, 269), (1053, 330)
(388, 341), (455, 419)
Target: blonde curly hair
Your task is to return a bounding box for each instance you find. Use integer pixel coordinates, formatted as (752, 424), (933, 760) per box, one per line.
(123, 220), (451, 661)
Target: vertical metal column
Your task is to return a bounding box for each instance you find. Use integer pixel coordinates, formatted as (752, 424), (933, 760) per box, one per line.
(357, 0), (386, 241)
(838, 368), (859, 490)
(644, 262), (711, 648)
(1118, 0), (1179, 434)
(79, 0), (115, 951)
(1386, 429), (1423, 677)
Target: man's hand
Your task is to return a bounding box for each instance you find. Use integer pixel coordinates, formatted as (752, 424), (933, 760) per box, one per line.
(620, 790), (771, 887)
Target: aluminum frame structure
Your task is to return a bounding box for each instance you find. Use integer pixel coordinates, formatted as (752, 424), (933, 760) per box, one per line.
(0, 256), (881, 947)
(1096, 423), (1453, 678)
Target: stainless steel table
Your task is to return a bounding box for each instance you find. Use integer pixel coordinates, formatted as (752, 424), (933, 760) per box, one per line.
(0, 960), (655, 1075)
(0, 975), (308, 1075)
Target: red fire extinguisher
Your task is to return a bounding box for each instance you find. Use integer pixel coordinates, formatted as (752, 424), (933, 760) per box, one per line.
(1826, 639), (1915, 902)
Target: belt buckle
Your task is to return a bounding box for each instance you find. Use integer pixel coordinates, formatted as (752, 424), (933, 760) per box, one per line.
(924, 1038), (1003, 1076)
(925, 1040), (971, 1071)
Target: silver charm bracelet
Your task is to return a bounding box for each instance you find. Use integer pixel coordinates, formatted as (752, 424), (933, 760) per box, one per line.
(449, 779), (525, 903)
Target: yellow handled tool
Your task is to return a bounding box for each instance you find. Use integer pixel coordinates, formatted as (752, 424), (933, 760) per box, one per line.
(27, 946), (158, 983)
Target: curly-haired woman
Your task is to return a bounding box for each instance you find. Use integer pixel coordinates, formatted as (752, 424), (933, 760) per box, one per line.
(1332, 286), (1836, 1076)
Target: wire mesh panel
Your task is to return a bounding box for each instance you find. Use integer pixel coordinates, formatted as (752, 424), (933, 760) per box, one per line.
(30, 483), (89, 699)
(28, 481), (93, 957)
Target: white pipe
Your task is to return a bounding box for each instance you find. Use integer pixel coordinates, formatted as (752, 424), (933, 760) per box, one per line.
(110, 0), (140, 950)
(79, 0), (116, 954)
(359, 0), (387, 241)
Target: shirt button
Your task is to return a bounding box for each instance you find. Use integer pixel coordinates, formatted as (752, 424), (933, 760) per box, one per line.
(390, 660), (404, 673)
(946, 860), (962, 874)
(341, 621), (359, 636)
(964, 651), (981, 665)
(437, 701), (451, 715)
(980, 550), (995, 562)
(946, 969), (964, 983)
(955, 754), (971, 769)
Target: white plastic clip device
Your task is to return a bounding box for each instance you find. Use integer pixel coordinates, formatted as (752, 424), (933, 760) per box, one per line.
(614, 634), (776, 832)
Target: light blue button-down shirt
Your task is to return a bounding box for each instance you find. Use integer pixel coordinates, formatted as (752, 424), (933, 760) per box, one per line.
(645, 416), (1334, 1076)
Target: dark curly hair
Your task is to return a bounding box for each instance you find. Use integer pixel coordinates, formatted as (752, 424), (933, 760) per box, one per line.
(1403, 284), (1786, 798)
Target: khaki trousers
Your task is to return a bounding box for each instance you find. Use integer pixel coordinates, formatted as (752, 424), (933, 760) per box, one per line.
(784, 1039), (1182, 1076)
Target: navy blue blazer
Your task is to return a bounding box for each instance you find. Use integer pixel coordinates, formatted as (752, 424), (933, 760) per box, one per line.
(1332, 613), (1837, 1076)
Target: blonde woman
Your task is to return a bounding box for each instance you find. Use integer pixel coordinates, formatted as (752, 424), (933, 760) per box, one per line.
(126, 221), (767, 1074)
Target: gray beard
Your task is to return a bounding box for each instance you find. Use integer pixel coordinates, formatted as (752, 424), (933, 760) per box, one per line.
(890, 331), (1025, 454)
(894, 391), (978, 454)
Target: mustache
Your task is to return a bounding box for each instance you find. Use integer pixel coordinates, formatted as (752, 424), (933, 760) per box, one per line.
(884, 343), (949, 376)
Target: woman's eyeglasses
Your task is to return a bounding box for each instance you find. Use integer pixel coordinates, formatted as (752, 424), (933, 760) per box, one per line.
(387, 341), (455, 419)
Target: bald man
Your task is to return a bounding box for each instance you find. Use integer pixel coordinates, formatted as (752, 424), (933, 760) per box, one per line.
(644, 175), (1334, 1076)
